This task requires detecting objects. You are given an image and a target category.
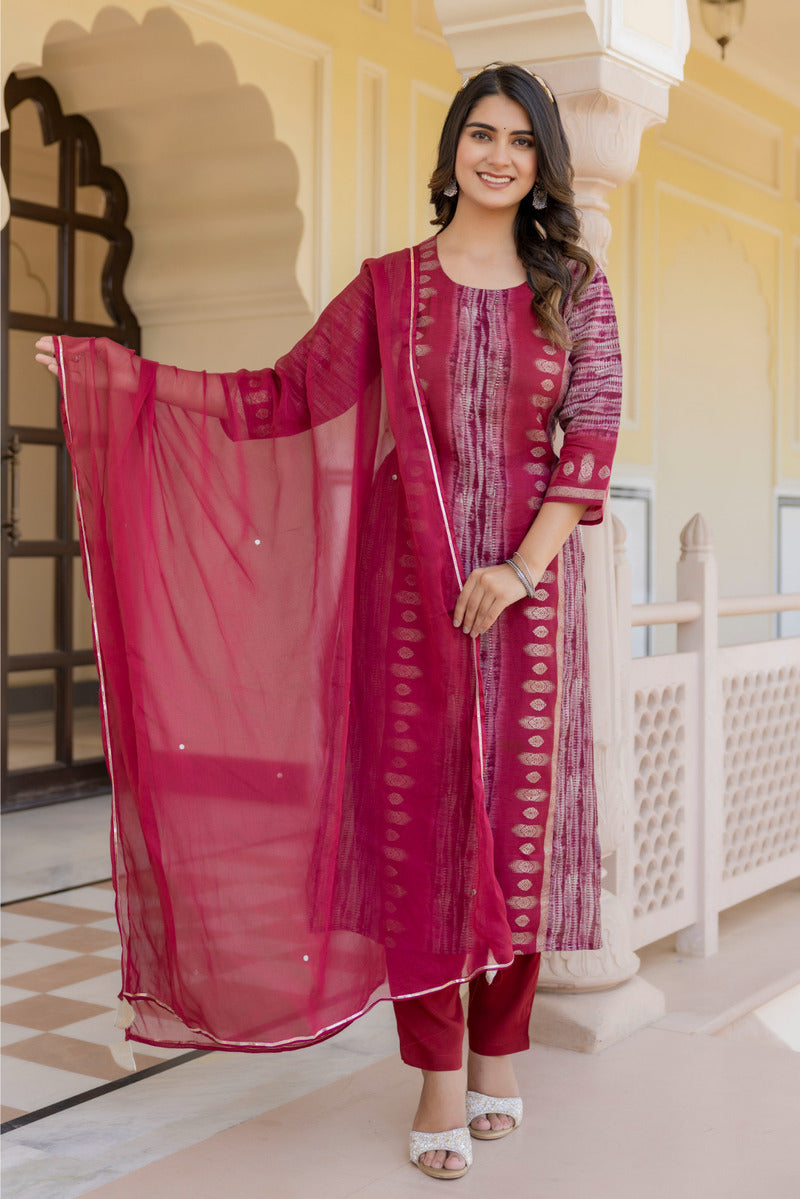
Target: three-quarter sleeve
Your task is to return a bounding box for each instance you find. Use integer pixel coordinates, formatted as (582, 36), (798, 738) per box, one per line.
(80, 262), (381, 441)
(541, 265), (622, 526)
(218, 261), (380, 441)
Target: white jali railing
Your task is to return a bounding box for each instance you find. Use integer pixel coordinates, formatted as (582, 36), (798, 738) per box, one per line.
(614, 512), (800, 956)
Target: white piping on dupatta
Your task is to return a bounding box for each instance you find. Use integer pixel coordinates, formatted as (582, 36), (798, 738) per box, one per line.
(57, 301), (504, 1053)
(405, 247), (486, 780)
(56, 337), (118, 840)
(56, 337), (136, 1066)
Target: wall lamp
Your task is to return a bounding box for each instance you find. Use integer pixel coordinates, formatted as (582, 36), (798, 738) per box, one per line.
(699, 0), (746, 60)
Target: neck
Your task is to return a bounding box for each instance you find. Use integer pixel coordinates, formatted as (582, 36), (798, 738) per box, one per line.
(437, 198), (519, 262)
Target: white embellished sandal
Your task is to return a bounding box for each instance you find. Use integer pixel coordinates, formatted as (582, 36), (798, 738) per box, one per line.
(409, 1126), (473, 1180)
(466, 1090), (523, 1141)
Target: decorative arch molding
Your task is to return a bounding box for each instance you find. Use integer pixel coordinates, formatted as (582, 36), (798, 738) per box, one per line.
(8, 5), (311, 359)
(654, 218), (774, 649)
(654, 182), (780, 374)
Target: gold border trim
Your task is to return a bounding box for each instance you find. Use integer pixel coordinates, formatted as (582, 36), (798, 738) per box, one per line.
(122, 955), (516, 1051)
(56, 337), (127, 985)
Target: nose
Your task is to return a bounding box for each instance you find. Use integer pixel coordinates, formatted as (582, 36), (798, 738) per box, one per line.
(485, 137), (512, 168)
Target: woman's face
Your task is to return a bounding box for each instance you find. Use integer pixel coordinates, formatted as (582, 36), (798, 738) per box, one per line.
(453, 92), (538, 215)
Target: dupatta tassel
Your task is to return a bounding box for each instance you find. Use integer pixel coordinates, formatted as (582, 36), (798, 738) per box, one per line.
(110, 998), (137, 1071)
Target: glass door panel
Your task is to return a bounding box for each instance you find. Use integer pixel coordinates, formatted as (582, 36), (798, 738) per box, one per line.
(3, 72), (137, 808)
(8, 330), (59, 428)
(7, 669), (56, 771)
(17, 444), (58, 541)
(8, 100), (60, 207)
(8, 218), (58, 317)
(8, 557), (56, 654)
(72, 666), (103, 763)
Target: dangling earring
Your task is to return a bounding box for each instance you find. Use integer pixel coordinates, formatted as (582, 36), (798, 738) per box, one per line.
(531, 181), (547, 210)
(443, 177), (458, 197)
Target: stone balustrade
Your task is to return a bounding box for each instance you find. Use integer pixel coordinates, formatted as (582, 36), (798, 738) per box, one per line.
(622, 513), (800, 959)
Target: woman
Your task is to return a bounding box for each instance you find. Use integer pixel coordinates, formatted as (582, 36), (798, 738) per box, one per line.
(36, 63), (621, 1181)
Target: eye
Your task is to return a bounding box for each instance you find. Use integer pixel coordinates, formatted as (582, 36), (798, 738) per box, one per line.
(514, 137), (535, 148)
(470, 130), (490, 141)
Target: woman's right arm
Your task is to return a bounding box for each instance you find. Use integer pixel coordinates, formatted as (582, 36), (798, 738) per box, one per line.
(36, 337), (228, 419)
(35, 262), (380, 440)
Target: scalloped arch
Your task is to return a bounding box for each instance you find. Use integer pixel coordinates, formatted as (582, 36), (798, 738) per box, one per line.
(26, 5), (307, 350)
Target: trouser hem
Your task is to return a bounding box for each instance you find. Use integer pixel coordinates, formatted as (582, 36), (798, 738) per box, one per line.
(466, 1035), (530, 1057)
(398, 1049), (464, 1071)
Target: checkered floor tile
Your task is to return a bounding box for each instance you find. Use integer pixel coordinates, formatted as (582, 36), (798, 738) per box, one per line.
(1, 883), (185, 1123)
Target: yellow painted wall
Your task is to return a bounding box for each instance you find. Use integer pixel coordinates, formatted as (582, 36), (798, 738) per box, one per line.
(3, 0), (459, 354)
(2, 0), (458, 698)
(605, 48), (800, 643)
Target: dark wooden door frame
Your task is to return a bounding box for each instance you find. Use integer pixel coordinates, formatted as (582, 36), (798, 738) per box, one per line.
(2, 72), (139, 810)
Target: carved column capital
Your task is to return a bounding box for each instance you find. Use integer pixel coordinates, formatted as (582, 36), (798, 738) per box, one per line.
(558, 89), (658, 189)
(555, 88), (660, 266)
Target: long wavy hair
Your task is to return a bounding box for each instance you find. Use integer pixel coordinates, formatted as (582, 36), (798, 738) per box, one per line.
(430, 63), (593, 348)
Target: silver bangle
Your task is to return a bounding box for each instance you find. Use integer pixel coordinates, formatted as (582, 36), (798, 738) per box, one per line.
(504, 558), (534, 598)
(512, 550), (536, 592)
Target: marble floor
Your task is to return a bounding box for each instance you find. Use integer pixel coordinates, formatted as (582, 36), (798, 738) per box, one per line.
(2, 799), (799, 1199)
(1, 882), (189, 1125)
(2, 794), (112, 903)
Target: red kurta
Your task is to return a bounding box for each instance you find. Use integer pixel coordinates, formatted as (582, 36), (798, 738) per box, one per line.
(416, 237), (617, 951)
(56, 240), (621, 1053)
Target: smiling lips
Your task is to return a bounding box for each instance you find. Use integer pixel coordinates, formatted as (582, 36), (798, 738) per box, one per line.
(477, 172), (515, 187)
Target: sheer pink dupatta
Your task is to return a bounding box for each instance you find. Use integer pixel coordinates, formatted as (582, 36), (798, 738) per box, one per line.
(57, 252), (512, 1052)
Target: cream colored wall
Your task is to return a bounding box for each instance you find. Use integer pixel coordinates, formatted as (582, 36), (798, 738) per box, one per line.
(605, 48), (800, 648)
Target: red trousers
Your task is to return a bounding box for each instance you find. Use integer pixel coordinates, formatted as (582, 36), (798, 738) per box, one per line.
(392, 953), (542, 1071)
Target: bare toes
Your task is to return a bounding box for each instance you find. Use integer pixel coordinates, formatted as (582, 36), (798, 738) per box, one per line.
(419, 1148), (465, 1172)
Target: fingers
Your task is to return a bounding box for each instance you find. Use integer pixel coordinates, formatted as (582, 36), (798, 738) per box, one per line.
(462, 584), (493, 636)
(471, 597), (502, 637)
(452, 572), (477, 628)
(454, 570), (488, 635)
(34, 354), (59, 375)
(34, 337), (59, 376)
(453, 565), (525, 637)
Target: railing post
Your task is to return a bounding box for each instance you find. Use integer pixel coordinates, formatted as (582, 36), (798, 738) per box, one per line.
(611, 513), (634, 921)
(675, 514), (722, 957)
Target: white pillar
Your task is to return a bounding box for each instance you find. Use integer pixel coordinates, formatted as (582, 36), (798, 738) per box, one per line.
(675, 514), (722, 957)
(436, 0), (689, 1044)
(536, 83), (659, 995)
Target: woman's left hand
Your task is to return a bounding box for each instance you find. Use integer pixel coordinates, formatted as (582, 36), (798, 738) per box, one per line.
(453, 563), (528, 638)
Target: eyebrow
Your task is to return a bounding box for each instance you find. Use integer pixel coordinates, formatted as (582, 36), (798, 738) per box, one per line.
(465, 121), (535, 136)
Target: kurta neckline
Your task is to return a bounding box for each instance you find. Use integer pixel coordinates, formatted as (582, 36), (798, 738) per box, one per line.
(427, 235), (531, 294)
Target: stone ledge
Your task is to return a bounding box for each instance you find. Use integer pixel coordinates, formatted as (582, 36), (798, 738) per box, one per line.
(530, 974), (666, 1053)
